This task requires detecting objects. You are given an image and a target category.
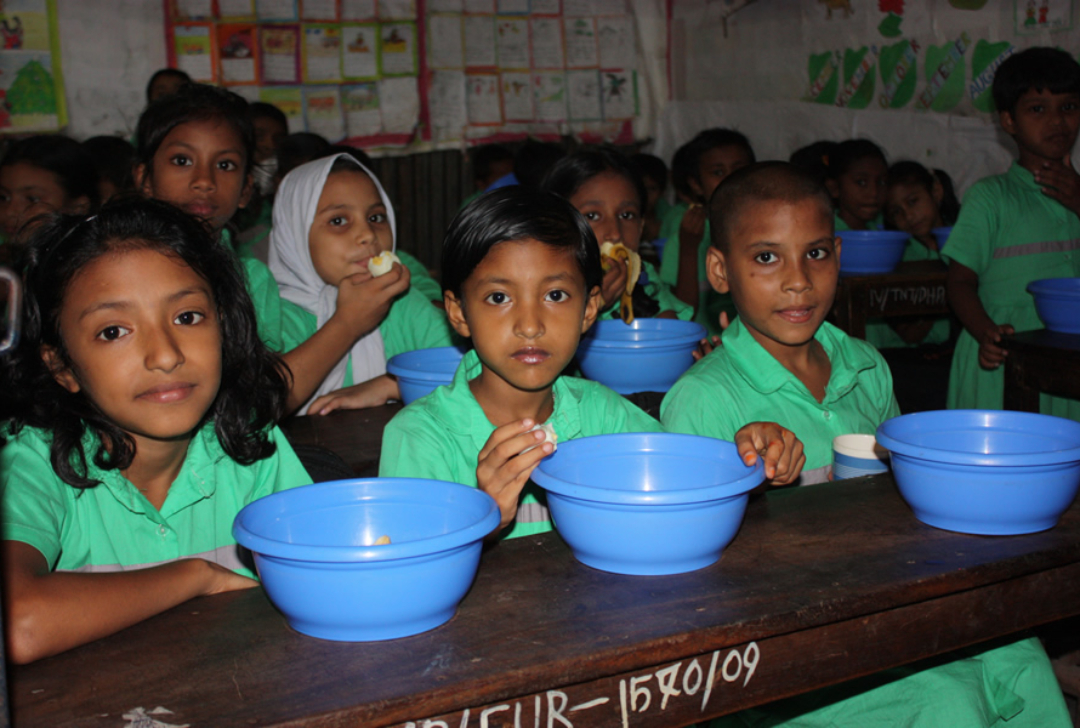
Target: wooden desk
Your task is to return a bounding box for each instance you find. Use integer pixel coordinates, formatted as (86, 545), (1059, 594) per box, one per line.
(11, 476), (1080, 728)
(280, 403), (402, 476)
(832, 261), (949, 339)
(1002, 330), (1080, 413)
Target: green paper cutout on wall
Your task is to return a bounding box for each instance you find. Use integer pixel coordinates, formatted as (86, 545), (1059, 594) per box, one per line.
(879, 12), (903, 37)
(806, 51), (839, 104)
(838, 46), (877, 109)
(969, 40), (1014, 112)
(878, 40), (918, 108)
(917, 33), (971, 112)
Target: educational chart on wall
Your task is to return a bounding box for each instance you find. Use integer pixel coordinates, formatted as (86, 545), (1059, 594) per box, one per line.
(0, 0), (66, 133)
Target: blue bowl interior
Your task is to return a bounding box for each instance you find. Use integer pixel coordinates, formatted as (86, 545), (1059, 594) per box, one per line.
(386, 346), (466, 383)
(932, 227), (952, 248)
(837, 230), (910, 245)
(579, 319), (706, 349)
(1028, 277), (1080, 299)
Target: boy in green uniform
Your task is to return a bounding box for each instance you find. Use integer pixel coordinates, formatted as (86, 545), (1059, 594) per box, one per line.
(944, 47), (1080, 418)
(380, 187), (803, 541)
(663, 161), (1068, 728)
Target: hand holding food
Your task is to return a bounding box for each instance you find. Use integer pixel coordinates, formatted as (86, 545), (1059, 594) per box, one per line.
(368, 251), (401, 277)
(600, 242), (642, 324)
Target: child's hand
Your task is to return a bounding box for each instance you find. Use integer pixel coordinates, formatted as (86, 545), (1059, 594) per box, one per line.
(679, 203), (707, 243)
(334, 262), (412, 337)
(692, 335), (722, 361)
(476, 419), (555, 533)
(200, 560), (260, 596)
(733, 422), (806, 485)
(1035, 156), (1080, 217)
(600, 256), (629, 311)
(977, 323), (1015, 370)
(307, 374), (399, 415)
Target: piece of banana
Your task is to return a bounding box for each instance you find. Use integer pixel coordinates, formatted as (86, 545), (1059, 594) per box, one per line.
(368, 251), (401, 277)
(600, 242), (642, 324)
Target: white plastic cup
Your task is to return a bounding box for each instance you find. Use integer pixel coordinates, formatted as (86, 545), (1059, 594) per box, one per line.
(832, 434), (890, 480)
(0, 268), (19, 355)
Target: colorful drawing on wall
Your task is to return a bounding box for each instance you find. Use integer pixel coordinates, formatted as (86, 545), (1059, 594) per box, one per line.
(1015, 0), (1073, 33)
(916, 33), (970, 112)
(878, 0), (903, 37)
(836, 45), (877, 109)
(818, 0), (853, 20)
(878, 39), (917, 108)
(0, 0), (63, 132)
(805, 50), (839, 104)
(969, 40), (1014, 112)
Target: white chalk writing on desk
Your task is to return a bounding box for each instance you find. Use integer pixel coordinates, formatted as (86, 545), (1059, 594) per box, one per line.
(868, 285), (946, 313)
(399, 642), (760, 728)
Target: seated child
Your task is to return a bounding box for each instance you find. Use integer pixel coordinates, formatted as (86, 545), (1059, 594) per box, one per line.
(81, 135), (136, 204)
(269, 153), (454, 415)
(944, 47), (1080, 419)
(380, 187), (802, 540)
(542, 149), (691, 321)
(824, 139), (887, 232)
(630, 152), (670, 248)
(662, 162), (1069, 727)
(789, 140), (837, 186)
(658, 128), (755, 334)
(0, 198), (311, 664)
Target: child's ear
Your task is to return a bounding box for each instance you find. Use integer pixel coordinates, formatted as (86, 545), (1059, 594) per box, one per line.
(444, 291), (471, 339)
(580, 285), (602, 334)
(824, 178), (840, 200)
(999, 110), (1017, 136)
(931, 177), (945, 206)
(705, 246), (730, 294)
(40, 345), (79, 394)
(134, 163), (152, 196)
(69, 196), (91, 216)
(238, 172), (255, 211)
(833, 235), (842, 266)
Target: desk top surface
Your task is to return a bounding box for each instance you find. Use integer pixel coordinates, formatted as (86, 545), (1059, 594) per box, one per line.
(1004, 329), (1080, 354)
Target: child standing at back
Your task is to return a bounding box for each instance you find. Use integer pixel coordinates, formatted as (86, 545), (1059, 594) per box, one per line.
(824, 139), (887, 232)
(0, 199), (311, 664)
(944, 47), (1080, 418)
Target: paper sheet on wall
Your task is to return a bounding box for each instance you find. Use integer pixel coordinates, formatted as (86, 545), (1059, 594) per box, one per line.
(428, 15), (464, 68)
(600, 69), (635, 118)
(304, 85), (346, 139)
(593, 0), (624, 15)
(464, 16), (497, 66)
(260, 86), (304, 131)
(531, 0), (560, 14)
(501, 71), (533, 119)
(430, 0), (465, 11)
(530, 18), (564, 68)
(467, 73), (502, 123)
(176, 0), (213, 19)
(174, 23), (215, 81)
(565, 17), (598, 68)
(563, 0), (593, 17)
(302, 0), (339, 21)
(378, 76), (419, 133)
(379, 0), (417, 20)
(597, 16), (634, 70)
(496, 18), (530, 69)
(531, 70), (567, 120)
(498, 0), (530, 13)
(218, 24), (258, 84)
(464, 0), (496, 14)
(969, 40), (1014, 113)
(342, 0), (377, 20)
(256, 0), (298, 21)
(915, 32), (970, 112)
(0, 48), (61, 132)
(428, 69), (467, 140)
(343, 82), (383, 135)
(379, 23), (417, 75)
(342, 24), (380, 79)
(303, 24), (343, 83)
(218, 0), (256, 19)
(1015, 0), (1073, 33)
(260, 25), (300, 83)
(567, 68), (601, 119)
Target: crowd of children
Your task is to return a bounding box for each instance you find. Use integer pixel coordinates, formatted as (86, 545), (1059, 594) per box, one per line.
(0, 44), (1076, 725)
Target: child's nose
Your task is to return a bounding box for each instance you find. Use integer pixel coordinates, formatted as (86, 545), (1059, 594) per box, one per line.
(596, 217), (621, 243)
(144, 327), (185, 372)
(514, 300), (544, 339)
(191, 163), (216, 191)
(784, 260), (813, 292)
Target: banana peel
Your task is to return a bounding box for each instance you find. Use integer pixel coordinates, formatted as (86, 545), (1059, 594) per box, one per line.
(600, 242), (642, 324)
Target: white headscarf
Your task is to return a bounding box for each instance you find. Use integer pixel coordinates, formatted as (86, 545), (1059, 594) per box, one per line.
(269, 153), (398, 411)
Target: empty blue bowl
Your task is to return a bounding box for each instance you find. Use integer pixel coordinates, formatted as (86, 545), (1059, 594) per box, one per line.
(387, 346), (466, 403)
(836, 230), (909, 276)
(876, 410), (1080, 535)
(233, 478), (499, 641)
(932, 226), (953, 250)
(531, 433), (764, 575)
(577, 319), (706, 394)
(1028, 278), (1080, 334)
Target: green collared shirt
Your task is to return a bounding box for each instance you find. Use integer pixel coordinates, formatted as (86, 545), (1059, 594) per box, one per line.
(379, 349), (664, 539)
(661, 317), (900, 483)
(657, 206), (734, 335)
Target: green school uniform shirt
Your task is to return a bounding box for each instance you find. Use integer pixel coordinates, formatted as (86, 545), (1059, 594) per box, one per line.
(278, 286), (455, 388)
(0, 423), (312, 579)
(941, 163), (1080, 417)
(863, 238), (952, 350)
(379, 348), (664, 540)
(599, 260), (693, 321)
(657, 205), (734, 336)
(221, 228), (285, 352)
(661, 317), (900, 484)
(833, 212), (884, 231)
(395, 249), (444, 302)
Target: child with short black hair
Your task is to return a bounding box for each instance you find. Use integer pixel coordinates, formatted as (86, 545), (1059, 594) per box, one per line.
(0, 135), (99, 243)
(145, 68), (191, 104)
(944, 47), (1080, 418)
(630, 152), (669, 245)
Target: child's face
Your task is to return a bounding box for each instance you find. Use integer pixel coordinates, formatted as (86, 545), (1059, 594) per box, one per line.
(829, 156), (887, 227)
(0, 162), (87, 239)
(253, 116), (288, 164)
(308, 170), (391, 286)
(1001, 88), (1080, 165)
(690, 144), (753, 204)
(569, 171), (643, 252)
(707, 198), (839, 360)
(885, 181), (943, 240)
(446, 238), (601, 396)
(46, 247), (222, 449)
(136, 119), (253, 233)
(641, 174), (663, 214)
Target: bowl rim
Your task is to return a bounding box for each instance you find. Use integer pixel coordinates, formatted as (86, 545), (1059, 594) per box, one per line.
(387, 346), (467, 381)
(578, 319), (707, 350)
(1027, 277), (1080, 296)
(531, 432), (764, 505)
(233, 478), (500, 563)
(876, 410), (1080, 466)
(835, 230), (910, 242)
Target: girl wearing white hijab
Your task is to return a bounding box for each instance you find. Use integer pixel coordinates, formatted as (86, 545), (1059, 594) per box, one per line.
(269, 152), (453, 414)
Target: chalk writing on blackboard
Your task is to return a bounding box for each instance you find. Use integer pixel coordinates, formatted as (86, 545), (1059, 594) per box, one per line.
(868, 285), (946, 313)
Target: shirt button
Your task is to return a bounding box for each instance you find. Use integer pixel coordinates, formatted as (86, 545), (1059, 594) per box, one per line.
(159, 525), (168, 536)
(823, 411), (832, 420)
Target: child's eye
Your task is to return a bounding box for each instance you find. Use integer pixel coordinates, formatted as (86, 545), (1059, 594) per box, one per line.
(329, 215), (348, 227)
(484, 291), (509, 305)
(808, 247), (830, 260)
(545, 289), (570, 303)
(217, 159), (239, 171)
(175, 311), (205, 326)
(169, 154), (192, 167)
(583, 211), (600, 221)
(619, 210), (639, 221)
(1064, 102), (1079, 112)
(369, 212), (388, 224)
(754, 251), (777, 264)
(855, 179), (868, 188)
(96, 325), (130, 341)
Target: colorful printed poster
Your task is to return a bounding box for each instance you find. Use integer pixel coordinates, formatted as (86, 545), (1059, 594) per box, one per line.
(3, 0), (52, 52)
(260, 24), (300, 84)
(379, 22), (416, 75)
(379, 0), (417, 19)
(805, 50), (839, 105)
(496, 18), (530, 70)
(304, 85), (345, 140)
(342, 82), (383, 135)
(970, 40), (1014, 112)
(174, 0), (213, 19)
(217, 24), (258, 85)
(301, 0), (339, 20)
(302, 24), (343, 83)
(174, 23), (216, 82)
(567, 68), (601, 120)
(1015, 0), (1073, 33)
(464, 0), (496, 13)
(467, 72), (502, 124)
(600, 69), (635, 119)
(342, 23), (379, 79)
(259, 86), (304, 131)
(0, 50), (60, 131)
(565, 17), (598, 69)
(501, 71), (532, 119)
(916, 33), (971, 112)
(835, 45), (877, 109)
(877, 39), (917, 109)
(256, 0), (298, 20)
(342, 0), (377, 19)
(497, 0), (529, 12)
(428, 15), (464, 69)
(531, 0), (559, 13)
(597, 16), (633, 70)
(464, 16), (497, 67)
(533, 70), (566, 120)
(218, 0), (257, 19)
(378, 76), (419, 133)
(428, 69), (467, 140)
(530, 17), (563, 68)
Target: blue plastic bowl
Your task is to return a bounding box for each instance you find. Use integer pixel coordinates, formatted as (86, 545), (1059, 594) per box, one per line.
(932, 226), (953, 250)
(876, 411), (1080, 535)
(531, 433), (764, 575)
(836, 230), (909, 276)
(233, 478), (499, 641)
(1028, 278), (1080, 334)
(577, 319), (706, 394)
(387, 346), (466, 403)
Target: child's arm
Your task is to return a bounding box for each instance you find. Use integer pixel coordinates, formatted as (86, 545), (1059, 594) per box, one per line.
(673, 204), (707, 310)
(476, 420), (555, 534)
(1034, 156), (1080, 218)
(281, 263), (411, 414)
(2, 541), (256, 664)
(947, 261), (1014, 369)
(732, 422), (805, 486)
(307, 374), (399, 415)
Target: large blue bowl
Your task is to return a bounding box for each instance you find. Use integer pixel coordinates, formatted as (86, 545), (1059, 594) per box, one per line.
(932, 226), (953, 250)
(531, 433), (764, 575)
(837, 230), (909, 276)
(1028, 278), (1080, 334)
(233, 478), (499, 641)
(576, 319), (706, 394)
(387, 346), (466, 403)
(876, 410), (1080, 535)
